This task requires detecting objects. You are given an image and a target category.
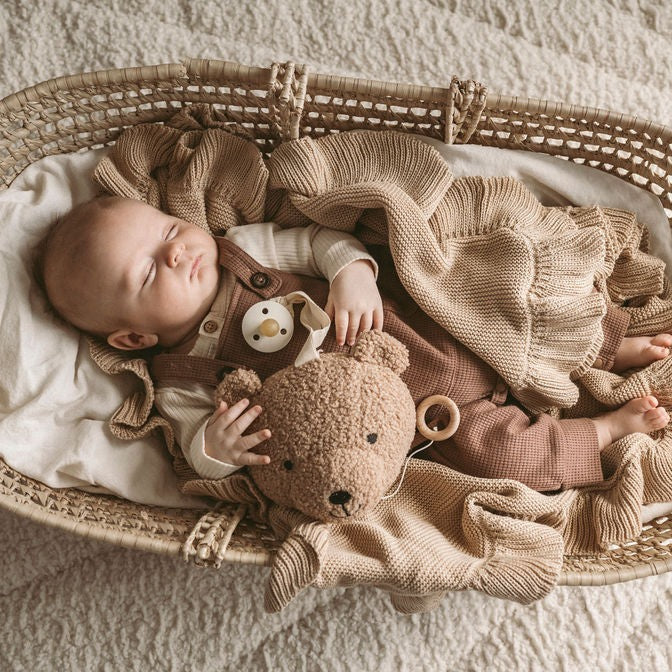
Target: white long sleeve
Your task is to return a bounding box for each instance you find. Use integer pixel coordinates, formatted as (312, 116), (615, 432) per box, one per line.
(223, 222), (378, 282)
(154, 223), (378, 479)
(154, 383), (239, 479)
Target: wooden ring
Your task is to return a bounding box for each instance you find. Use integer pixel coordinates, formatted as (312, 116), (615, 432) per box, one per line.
(415, 395), (460, 441)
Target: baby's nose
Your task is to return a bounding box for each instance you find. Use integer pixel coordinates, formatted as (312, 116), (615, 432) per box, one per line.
(166, 242), (184, 267)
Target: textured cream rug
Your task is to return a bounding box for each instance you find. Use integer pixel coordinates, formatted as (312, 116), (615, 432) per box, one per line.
(1, 1), (672, 670)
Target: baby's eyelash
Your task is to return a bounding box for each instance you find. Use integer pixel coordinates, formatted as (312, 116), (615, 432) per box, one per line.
(143, 261), (156, 287)
(165, 225), (177, 240)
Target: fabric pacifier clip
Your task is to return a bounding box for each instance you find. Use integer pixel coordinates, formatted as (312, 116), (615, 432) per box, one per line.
(278, 291), (331, 365)
(241, 291), (331, 365)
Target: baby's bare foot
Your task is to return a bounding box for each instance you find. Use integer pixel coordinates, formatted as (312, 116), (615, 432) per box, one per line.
(611, 334), (672, 373)
(592, 396), (670, 449)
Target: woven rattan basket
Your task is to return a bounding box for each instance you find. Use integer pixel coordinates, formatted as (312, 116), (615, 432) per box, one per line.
(2, 58), (672, 586)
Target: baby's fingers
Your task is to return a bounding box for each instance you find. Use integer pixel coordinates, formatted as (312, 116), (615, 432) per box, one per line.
(207, 400), (228, 426)
(334, 308), (349, 346)
(358, 312), (373, 337)
(346, 313), (360, 346)
(373, 306), (384, 331)
(236, 430), (272, 465)
(243, 453), (272, 466)
(229, 404), (265, 435)
(209, 397), (252, 430)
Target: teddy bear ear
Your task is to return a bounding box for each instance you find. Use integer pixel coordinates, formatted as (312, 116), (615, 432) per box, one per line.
(351, 330), (410, 375)
(215, 368), (263, 407)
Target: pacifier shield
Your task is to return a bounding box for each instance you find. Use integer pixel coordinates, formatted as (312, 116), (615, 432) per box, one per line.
(242, 300), (294, 352)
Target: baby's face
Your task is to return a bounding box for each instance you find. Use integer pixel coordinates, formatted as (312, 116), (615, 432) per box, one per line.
(82, 199), (220, 348)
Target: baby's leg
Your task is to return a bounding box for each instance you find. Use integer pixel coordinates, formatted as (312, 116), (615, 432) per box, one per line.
(592, 396), (669, 447)
(592, 292), (671, 372)
(424, 396), (669, 492)
(612, 335), (672, 373)
(592, 300), (630, 371)
(423, 399), (605, 491)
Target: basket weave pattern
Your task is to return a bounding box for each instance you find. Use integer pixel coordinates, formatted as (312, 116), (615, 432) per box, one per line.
(2, 59), (671, 586)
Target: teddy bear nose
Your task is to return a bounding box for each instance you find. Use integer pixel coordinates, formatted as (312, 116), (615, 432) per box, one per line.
(329, 490), (352, 505)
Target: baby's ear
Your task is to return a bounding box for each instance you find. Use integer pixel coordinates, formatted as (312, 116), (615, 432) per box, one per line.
(107, 330), (159, 351)
(351, 330), (409, 375)
(215, 368), (263, 406)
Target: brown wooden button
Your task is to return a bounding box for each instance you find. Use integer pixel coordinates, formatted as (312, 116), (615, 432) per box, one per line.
(593, 357), (604, 370)
(203, 320), (219, 334)
(250, 272), (270, 288)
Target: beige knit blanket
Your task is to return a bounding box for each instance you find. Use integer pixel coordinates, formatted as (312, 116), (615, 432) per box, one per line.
(91, 105), (672, 611)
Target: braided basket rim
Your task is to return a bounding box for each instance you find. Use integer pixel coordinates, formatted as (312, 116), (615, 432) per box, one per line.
(2, 58), (672, 586)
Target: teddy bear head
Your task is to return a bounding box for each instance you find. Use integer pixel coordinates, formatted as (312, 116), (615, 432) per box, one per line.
(215, 330), (417, 522)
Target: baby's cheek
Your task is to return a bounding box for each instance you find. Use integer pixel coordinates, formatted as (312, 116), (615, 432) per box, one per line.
(158, 283), (191, 316)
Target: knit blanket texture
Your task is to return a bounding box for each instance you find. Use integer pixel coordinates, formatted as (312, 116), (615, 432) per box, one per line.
(90, 105), (672, 611)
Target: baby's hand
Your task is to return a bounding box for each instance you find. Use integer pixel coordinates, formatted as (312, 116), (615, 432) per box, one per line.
(325, 259), (384, 346)
(204, 398), (272, 466)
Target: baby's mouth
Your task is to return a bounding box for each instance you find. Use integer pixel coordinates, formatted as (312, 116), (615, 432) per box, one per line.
(190, 255), (202, 279)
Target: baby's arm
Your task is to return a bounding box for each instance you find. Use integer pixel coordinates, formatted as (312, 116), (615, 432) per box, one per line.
(225, 222), (384, 345)
(155, 383), (271, 478)
(325, 259), (383, 346)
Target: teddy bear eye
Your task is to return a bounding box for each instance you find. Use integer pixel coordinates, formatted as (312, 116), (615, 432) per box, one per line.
(366, 433), (378, 444)
(283, 460), (294, 470)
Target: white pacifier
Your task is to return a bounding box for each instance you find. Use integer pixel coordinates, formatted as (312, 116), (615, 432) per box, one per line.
(242, 299), (295, 353)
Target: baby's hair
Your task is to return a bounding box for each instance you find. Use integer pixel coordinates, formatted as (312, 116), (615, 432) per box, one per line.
(36, 194), (124, 337)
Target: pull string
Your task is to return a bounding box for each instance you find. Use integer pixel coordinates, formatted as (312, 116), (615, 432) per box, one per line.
(381, 438), (434, 500)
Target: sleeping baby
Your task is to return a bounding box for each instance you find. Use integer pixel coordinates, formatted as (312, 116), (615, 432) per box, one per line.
(38, 194), (672, 492)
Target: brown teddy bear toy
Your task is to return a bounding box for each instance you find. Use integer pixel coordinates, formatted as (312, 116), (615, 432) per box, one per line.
(214, 330), (424, 522)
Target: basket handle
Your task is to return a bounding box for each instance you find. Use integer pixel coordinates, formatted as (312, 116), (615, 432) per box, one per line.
(444, 77), (488, 144)
(268, 61), (309, 141)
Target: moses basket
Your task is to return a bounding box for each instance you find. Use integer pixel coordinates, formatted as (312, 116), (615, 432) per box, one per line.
(2, 58), (672, 586)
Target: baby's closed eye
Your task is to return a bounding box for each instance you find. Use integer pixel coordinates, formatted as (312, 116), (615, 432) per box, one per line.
(143, 261), (156, 286)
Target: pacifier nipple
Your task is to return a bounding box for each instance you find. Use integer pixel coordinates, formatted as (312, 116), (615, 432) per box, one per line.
(259, 318), (280, 337)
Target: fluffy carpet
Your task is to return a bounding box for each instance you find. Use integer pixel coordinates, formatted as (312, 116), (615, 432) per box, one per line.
(1, 1), (672, 670)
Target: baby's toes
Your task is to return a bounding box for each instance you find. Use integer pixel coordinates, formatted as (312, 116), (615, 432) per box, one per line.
(645, 344), (670, 361)
(644, 407), (670, 430)
(651, 333), (672, 348)
(630, 395), (659, 413)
